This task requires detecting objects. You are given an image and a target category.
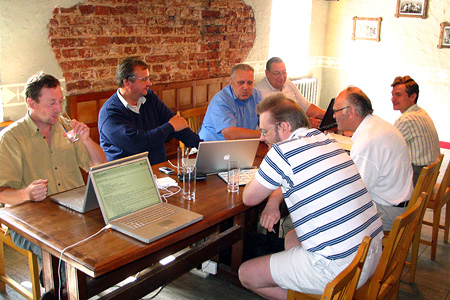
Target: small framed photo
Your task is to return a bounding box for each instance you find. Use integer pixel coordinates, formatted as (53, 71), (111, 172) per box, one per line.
(352, 17), (382, 42)
(438, 22), (450, 49)
(395, 0), (428, 19)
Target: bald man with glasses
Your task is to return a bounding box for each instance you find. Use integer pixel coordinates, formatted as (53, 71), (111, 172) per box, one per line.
(256, 57), (325, 128)
(333, 86), (413, 231)
(98, 57), (201, 165)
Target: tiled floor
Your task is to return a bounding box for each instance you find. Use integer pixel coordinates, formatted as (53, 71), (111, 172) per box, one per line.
(1, 207), (449, 300)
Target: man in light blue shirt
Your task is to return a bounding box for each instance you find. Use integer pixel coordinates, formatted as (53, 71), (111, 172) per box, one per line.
(199, 64), (262, 141)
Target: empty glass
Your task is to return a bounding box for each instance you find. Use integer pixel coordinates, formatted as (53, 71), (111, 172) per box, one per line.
(178, 147), (197, 201)
(58, 111), (79, 142)
(227, 161), (240, 193)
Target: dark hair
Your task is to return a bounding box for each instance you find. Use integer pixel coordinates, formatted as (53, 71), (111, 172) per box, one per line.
(266, 57), (283, 71)
(257, 92), (310, 130)
(344, 86), (374, 117)
(230, 63), (254, 79)
(391, 76), (419, 103)
(115, 57), (148, 87)
(24, 72), (60, 103)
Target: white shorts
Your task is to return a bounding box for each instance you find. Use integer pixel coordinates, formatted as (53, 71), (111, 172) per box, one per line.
(269, 233), (383, 294)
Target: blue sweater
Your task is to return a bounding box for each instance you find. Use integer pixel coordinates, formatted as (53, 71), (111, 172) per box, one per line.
(98, 90), (201, 165)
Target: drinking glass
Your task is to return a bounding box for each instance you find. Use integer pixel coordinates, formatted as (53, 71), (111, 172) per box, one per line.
(181, 165), (196, 201)
(58, 111), (79, 142)
(178, 147), (197, 201)
(227, 161), (240, 193)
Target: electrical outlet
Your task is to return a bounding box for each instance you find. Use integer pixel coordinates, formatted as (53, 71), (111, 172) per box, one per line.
(202, 260), (217, 275)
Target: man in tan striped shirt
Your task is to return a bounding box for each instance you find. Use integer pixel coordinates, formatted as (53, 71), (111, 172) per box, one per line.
(391, 76), (440, 185)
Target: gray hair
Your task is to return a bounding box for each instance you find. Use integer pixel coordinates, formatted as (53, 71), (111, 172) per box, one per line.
(230, 63), (254, 79)
(115, 57), (148, 87)
(343, 86), (373, 117)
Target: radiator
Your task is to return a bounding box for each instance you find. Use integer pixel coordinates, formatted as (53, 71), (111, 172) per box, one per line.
(291, 77), (319, 105)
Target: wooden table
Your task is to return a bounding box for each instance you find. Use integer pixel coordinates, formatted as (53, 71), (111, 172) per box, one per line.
(0, 143), (269, 300)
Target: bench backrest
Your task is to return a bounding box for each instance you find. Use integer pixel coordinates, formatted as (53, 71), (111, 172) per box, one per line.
(66, 77), (229, 157)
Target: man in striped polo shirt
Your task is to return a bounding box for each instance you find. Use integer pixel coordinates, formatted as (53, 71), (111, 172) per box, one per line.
(391, 76), (440, 185)
(238, 93), (383, 299)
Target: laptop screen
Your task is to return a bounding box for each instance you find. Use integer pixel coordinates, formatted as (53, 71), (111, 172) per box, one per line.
(318, 98), (337, 131)
(91, 158), (160, 221)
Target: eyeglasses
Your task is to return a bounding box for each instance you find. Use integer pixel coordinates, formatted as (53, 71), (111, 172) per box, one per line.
(333, 105), (351, 113)
(268, 70), (287, 77)
(260, 122), (281, 137)
(129, 75), (151, 82)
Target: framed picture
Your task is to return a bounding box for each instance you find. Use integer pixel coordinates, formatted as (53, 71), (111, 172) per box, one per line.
(438, 22), (450, 49)
(395, 0), (428, 19)
(352, 17), (382, 42)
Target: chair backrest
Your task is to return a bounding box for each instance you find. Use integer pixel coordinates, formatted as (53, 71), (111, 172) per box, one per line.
(321, 236), (372, 300)
(177, 106), (208, 134)
(0, 120), (14, 131)
(432, 158), (450, 208)
(407, 154), (443, 210)
(177, 106), (208, 148)
(366, 192), (427, 300)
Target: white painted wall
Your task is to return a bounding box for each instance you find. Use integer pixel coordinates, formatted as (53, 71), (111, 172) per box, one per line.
(0, 0), (79, 120)
(318, 0), (450, 142)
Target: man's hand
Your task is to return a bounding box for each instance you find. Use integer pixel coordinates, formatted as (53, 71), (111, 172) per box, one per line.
(260, 201), (281, 233)
(309, 113), (321, 128)
(259, 188), (284, 232)
(26, 179), (48, 201)
(70, 119), (90, 141)
(169, 115), (189, 132)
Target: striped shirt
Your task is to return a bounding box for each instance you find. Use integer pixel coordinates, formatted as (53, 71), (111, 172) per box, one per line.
(255, 128), (383, 260)
(394, 104), (440, 166)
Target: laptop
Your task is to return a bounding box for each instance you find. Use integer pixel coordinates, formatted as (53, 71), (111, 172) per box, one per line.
(90, 152), (203, 244)
(195, 138), (260, 175)
(318, 98), (338, 132)
(50, 175), (99, 213)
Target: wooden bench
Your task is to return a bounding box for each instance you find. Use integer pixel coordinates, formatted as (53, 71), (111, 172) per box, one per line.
(66, 77), (229, 159)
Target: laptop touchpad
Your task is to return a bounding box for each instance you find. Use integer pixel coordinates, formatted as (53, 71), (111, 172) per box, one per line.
(158, 219), (175, 227)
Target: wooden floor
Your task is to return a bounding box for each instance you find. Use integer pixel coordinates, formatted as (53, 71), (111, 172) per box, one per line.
(1, 207), (449, 300)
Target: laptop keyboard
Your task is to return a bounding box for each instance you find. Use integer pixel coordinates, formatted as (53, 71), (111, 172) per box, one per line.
(120, 205), (179, 229)
(218, 168), (258, 186)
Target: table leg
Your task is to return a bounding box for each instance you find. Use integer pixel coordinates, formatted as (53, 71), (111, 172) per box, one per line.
(42, 250), (60, 293)
(231, 212), (245, 272)
(66, 264), (87, 300)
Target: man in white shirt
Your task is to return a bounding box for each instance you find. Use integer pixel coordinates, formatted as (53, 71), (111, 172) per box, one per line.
(334, 86), (414, 231)
(255, 57), (325, 128)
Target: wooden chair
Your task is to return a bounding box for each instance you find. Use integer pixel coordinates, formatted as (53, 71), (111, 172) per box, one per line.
(421, 156), (450, 260)
(0, 121), (14, 130)
(0, 224), (41, 300)
(286, 236), (372, 300)
(177, 106), (208, 148)
(0, 122), (41, 299)
(354, 192), (428, 300)
(404, 154), (443, 283)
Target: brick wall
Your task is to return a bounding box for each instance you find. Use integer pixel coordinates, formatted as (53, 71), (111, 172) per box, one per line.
(47, 0), (256, 95)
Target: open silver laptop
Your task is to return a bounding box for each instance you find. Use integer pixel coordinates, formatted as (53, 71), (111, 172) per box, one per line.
(90, 152), (203, 244)
(50, 175), (99, 213)
(195, 138), (260, 175)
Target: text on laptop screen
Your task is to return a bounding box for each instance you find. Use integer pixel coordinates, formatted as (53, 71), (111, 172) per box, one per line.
(91, 159), (160, 221)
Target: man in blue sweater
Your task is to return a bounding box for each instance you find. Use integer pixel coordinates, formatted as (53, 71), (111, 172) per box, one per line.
(98, 57), (202, 165)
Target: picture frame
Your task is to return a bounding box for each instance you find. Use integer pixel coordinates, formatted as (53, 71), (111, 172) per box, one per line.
(395, 0), (428, 19)
(352, 17), (382, 42)
(438, 22), (450, 49)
